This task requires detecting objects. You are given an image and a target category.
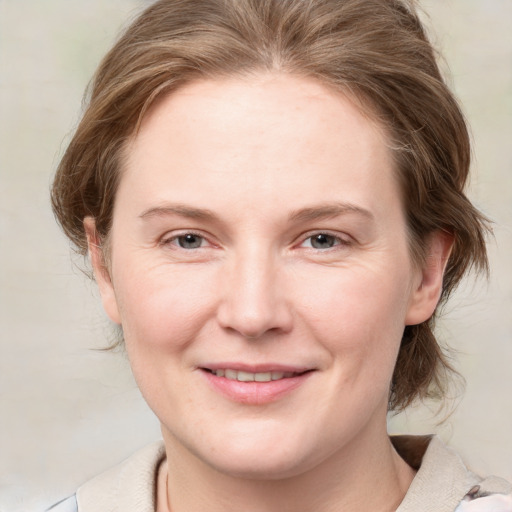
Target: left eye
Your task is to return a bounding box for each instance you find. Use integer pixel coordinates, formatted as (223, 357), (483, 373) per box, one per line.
(302, 233), (342, 249)
(169, 233), (207, 249)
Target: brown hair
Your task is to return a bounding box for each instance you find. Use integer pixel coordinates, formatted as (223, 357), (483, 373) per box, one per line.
(51, 0), (490, 410)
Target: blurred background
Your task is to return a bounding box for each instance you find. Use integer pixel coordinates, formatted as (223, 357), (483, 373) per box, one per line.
(0, 0), (511, 510)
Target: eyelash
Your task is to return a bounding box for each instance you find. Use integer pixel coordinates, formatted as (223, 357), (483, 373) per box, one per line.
(160, 230), (351, 252)
(160, 231), (212, 250)
(298, 231), (352, 251)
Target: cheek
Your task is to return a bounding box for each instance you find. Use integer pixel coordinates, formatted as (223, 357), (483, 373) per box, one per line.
(112, 265), (221, 417)
(295, 264), (411, 376)
(113, 263), (219, 354)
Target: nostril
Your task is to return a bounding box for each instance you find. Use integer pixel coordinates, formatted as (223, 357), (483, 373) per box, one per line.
(215, 264), (294, 338)
(217, 301), (294, 339)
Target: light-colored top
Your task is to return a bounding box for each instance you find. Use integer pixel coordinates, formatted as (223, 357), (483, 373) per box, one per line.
(47, 436), (511, 512)
(392, 436), (511, 511)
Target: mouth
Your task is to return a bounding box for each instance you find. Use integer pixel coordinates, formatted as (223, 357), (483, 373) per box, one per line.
(199, 365), (314, 404)
(201, 368), (310, 382)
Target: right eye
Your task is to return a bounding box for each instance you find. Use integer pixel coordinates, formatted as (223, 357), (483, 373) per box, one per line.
(163, 232), (209, 250)
(302, 233), (341, 250)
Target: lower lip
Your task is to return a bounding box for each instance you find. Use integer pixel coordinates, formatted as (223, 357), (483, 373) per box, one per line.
(201, 370), (313, 405)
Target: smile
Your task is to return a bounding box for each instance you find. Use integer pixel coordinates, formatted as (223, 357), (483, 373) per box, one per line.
(205, 369), (302, 382)
(200, 366), (314, 404)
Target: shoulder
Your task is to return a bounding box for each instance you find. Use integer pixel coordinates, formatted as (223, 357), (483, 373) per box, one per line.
(455, 485), (512, 512)
(46, 441), (165, 512)
(46, 495), (78, 512)
(393, 435), (511, 512)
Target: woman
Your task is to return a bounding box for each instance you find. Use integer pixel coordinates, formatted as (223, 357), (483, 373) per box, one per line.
(48, 0), (511, 510)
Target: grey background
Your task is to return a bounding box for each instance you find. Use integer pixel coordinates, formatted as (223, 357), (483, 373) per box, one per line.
(0, 1), (511, 510)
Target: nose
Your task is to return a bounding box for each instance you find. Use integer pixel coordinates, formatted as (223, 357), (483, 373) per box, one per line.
(216, 247), (293, 339)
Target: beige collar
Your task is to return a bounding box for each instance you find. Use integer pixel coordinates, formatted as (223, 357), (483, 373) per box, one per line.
(394, 435), (511, 512)
(76, 436), (510, 512)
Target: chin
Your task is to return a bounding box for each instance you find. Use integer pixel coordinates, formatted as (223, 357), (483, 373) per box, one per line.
(205, 450), (313, 480)
(187, 428), (325, 480)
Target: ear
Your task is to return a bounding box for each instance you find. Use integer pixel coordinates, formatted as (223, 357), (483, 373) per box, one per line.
(405, 230), (454, 326)
(84, 217), (121, 325)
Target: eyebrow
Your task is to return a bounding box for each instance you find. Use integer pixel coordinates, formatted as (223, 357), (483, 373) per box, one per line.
(139, 202), (374, 224)
(139, 204), (220, 221)
(288, 202), (374, 223)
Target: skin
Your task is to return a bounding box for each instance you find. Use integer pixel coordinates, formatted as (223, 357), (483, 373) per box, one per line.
(86, 73), (452, 512)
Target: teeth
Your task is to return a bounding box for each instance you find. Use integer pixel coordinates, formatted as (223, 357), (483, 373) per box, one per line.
(237, 371), (254, 382)
(213, 369), (297, 382)
(255, 372), (271, 382)
(225, 369), (237, 380)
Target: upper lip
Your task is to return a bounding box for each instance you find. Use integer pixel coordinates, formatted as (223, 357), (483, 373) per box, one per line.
(199, 362), (313, 374)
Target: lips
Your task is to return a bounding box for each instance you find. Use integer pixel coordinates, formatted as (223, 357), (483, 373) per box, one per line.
(199, 364), (314, 404)
(204, 368), (303, 382)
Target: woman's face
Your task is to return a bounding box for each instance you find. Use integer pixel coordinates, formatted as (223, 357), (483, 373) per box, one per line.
(89, 74), (443, 478)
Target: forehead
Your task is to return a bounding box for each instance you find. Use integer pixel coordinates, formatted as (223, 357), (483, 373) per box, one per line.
(131, 73), (388, 157)
(120, 73), (400, 223)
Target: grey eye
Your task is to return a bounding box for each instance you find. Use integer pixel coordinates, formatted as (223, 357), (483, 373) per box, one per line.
(309, 233), (338, 249)
(177, 234), (204, 249)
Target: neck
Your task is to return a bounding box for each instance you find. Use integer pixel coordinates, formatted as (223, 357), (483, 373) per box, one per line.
(159, 420), (415, 512)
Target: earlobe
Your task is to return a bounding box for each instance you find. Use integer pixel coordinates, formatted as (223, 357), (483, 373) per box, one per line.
(405, 230), (454, 326)
(84, 217), (121, 325)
